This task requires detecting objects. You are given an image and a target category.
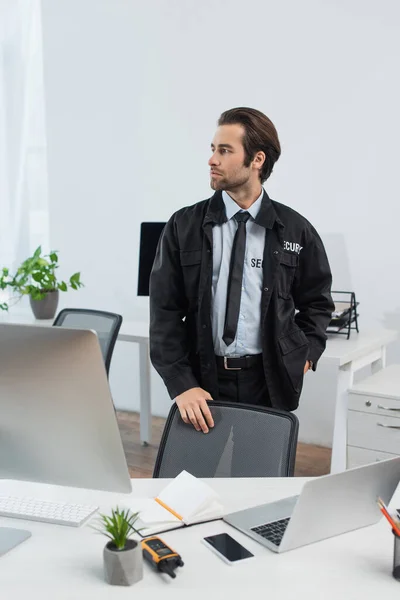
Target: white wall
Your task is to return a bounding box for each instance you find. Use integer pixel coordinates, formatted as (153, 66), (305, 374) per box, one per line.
(40, 0), (400, 443)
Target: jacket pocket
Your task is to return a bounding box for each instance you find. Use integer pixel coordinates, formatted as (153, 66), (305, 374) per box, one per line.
(278, 252), (298, 295)
(180, 250), (202, 300)
(278, 328), (309, 393)
(277, 291), (296, 324)
(278, 291), (292, 301)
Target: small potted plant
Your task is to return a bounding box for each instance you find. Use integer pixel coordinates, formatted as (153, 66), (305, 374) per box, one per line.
(94, 507), (143, 586)
(0, 246), (83, 319)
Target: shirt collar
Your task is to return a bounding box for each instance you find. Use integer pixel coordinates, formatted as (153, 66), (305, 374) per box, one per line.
(203, 189), (284, 230)
(222, 188), (264, 221)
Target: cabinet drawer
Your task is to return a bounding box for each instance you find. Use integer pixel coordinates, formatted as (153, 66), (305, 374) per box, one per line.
(348, 393), (400, 417)
(347, 446), (398, 469)
(348, 410), (400, 454)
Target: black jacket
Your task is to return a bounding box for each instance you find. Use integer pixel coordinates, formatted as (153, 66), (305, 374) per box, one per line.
(150, 190), (334, 411)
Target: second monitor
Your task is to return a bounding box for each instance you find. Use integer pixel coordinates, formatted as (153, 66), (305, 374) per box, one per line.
(0, 323), (131, 493)
(137, 222), (166, 296)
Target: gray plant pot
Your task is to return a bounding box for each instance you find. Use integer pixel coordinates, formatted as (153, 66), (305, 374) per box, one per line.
(103, 539), (143, 586)
(29, 290), (59, 320)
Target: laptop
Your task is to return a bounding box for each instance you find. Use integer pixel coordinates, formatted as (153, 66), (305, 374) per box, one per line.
(224, 457), (400, 553)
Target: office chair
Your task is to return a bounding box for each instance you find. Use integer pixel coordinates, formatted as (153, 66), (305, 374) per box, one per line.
(52, 308), (122, 376)
(153, 401), (299, 478)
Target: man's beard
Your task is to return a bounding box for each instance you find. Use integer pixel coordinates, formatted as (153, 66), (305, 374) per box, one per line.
(210, 173), (249, 191)
(210, 177), (225, 190)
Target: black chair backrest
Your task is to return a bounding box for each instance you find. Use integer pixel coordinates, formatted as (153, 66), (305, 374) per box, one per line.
(52, 308), (122, 376)
(153, 401), (298, 478)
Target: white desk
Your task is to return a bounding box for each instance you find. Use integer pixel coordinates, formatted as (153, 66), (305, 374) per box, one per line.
(117, 321), (152, 447)
(0, 476), (399, 598)
(323, 330), (397, 473)
(1, 313), (397, 468)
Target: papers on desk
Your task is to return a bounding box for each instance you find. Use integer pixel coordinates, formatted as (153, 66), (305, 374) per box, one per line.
(331, 301), (352, 319)
(132, 471), (224, 536)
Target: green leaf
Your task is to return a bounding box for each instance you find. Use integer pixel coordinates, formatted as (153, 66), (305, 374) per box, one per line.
(94, 506), (140, 549)
(49, 252), (58, 263)
(36, 258), (49, 267)
(58, 281), (67, 292)
(69, 272), (81, 284)
(69, 272), (83, 290)
(33, 246), (42, 258)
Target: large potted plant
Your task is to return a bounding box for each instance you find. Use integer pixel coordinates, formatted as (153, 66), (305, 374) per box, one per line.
(94, 507), (143, 586)
(0, 246), (83, 319)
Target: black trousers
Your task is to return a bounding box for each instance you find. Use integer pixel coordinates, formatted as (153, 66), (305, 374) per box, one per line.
(206, 355), (272, 477)
(216, 355), (271, 407)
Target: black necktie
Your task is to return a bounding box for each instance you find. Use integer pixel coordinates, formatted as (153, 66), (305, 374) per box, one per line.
(222, 211), (250, 347)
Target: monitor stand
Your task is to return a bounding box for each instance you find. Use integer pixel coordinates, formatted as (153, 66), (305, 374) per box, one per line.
(0, 527), (31, 556)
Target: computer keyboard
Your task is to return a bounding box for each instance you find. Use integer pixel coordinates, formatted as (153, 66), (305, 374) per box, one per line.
(251, 517), (291, 546)
(0, 495), (99, 527)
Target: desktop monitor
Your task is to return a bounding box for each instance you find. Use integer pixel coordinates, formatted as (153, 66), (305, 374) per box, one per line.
(0, 323), (132, 493)
(137, 222), (166, 296)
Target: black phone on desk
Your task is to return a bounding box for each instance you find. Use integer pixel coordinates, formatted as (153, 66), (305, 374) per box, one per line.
(202, 533), (254, 565)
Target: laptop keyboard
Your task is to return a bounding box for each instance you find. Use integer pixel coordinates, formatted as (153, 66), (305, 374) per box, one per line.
(251, 517), (291, 546)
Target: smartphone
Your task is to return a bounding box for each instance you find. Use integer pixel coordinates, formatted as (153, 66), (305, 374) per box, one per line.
(202, 533), (254, 565)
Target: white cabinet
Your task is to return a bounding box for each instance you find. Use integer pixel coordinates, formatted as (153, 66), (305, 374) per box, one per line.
(347, 365), (400, 468)
(347, 446), (398, 468)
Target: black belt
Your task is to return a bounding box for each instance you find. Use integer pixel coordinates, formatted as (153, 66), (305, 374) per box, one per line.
(215, 354), (263, 371)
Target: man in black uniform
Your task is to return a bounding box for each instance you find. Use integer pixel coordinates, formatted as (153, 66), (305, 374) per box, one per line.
(150, 107), (333, 435)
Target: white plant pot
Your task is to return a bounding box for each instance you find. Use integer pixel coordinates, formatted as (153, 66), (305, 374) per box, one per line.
(103, 539), (143, 586)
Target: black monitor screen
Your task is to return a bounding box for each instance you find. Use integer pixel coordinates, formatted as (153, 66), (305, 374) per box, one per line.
(137, 222), (166, 296)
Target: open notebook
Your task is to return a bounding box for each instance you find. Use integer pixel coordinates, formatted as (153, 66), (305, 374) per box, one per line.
(133, 471), (224, 536)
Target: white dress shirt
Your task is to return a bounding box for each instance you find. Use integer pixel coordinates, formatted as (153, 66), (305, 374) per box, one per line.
(211, 189), (266, 357)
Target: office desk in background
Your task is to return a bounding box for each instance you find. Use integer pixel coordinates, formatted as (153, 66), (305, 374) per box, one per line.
(1, 312), (397, 467)
(111, 325), (397, 469)
(0, 476), (399, 598)
(299, 329), (397, 473)
(325, 329), (397, 472)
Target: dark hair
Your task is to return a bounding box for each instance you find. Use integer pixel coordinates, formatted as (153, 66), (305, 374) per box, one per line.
(218, 107), (281, 182)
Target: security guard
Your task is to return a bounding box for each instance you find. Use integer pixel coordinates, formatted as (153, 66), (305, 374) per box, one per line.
(150, 107), (334, 434)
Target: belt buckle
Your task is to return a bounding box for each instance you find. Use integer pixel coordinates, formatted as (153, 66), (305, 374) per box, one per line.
(224, 356), (241, 371)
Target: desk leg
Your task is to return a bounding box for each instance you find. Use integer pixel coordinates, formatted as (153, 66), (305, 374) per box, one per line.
(138, 341), (152, 446)
(330, 364), (354, 474)
(371, 346), (386, 374)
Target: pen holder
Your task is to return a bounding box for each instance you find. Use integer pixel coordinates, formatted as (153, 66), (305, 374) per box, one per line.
(393, 530), (400, 581)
